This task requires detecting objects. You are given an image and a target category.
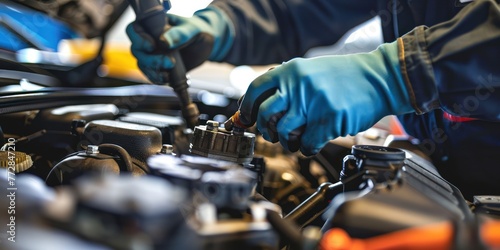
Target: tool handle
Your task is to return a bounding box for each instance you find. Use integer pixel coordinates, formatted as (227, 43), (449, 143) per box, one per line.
(127, 0), (199, 128)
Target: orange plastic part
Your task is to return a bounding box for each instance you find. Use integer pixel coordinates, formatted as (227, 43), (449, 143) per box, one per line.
(230, 110), (251, 129)
(387, 115), (406, 136)
(320, 221), (454, 250)
(481, 220), (500, 248)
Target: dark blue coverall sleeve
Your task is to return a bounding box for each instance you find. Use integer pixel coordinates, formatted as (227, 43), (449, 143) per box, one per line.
(210, 0), (465, 65)
(397, 0), (500, 199)
(211, 0), (380, 65)
(399, 0), (500, 120)
(210, 0), (500, 199)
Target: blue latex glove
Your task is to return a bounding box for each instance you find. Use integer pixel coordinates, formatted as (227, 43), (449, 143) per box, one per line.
(126, 6), (234, 84)
(237, 41), (414, 156)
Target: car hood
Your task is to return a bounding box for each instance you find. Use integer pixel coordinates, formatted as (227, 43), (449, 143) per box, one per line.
(11, 0), (129, 38)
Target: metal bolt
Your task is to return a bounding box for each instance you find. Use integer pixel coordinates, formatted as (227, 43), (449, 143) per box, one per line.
(161, 144), (174, 154)
(206, 120), (219, 131)
(86, 145), (99, 155)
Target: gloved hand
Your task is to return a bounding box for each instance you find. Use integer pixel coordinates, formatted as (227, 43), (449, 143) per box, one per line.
(237, 40), (414, 156)
(126, 6), (234, 84)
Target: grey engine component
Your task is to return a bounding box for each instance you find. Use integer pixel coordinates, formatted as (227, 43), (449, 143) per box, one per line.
(190, 120), (255, 164)
(148, 154), (256, 210)
(147, 153), (280, 249)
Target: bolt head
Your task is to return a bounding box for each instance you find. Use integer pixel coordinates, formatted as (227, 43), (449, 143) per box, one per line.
(206, 120), (219, 131)
(86, 145), (99, 155)
(161, 144), (174, 154)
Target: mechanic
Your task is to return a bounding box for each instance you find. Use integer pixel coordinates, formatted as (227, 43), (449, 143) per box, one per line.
(126, 0), (500, 200)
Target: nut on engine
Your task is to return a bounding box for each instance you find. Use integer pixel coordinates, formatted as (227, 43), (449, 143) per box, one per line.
(190, 120), (255, 164)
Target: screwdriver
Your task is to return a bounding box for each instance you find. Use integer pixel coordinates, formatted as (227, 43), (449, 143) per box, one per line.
(126, 0), (199, 129)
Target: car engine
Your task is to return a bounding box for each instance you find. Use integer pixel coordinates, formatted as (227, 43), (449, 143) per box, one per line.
(1, 99), (500, 249)
(1, 1), (500, 249)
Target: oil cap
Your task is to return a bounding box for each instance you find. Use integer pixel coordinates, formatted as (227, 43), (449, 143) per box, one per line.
(0, 151), (33, 173)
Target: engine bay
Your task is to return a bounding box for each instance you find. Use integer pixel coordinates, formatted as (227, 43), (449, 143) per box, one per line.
(1, 92), (500, 249)
(1, 0), (500, 249)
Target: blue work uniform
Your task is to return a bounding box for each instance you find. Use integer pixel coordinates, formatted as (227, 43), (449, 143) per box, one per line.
(210, 0), (500, 200)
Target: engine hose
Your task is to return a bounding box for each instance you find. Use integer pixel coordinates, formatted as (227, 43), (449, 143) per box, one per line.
(98, 144), (134, 173)
(266, 208), (304, 250)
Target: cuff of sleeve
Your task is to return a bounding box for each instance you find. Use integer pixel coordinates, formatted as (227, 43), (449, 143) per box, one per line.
(398, 26), (440, 114)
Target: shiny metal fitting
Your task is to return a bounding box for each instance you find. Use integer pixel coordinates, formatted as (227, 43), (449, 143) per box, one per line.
(161, 144), (174, 154)
(86, 145), (99, 155)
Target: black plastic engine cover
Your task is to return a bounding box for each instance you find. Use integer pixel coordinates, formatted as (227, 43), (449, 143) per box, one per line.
(326, 149), (473, 243)
(80, 120), (162, 163)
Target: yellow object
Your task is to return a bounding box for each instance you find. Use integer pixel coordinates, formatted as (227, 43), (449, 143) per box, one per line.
(0, 151), (33, 173)
(59, 39), (148, 82)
